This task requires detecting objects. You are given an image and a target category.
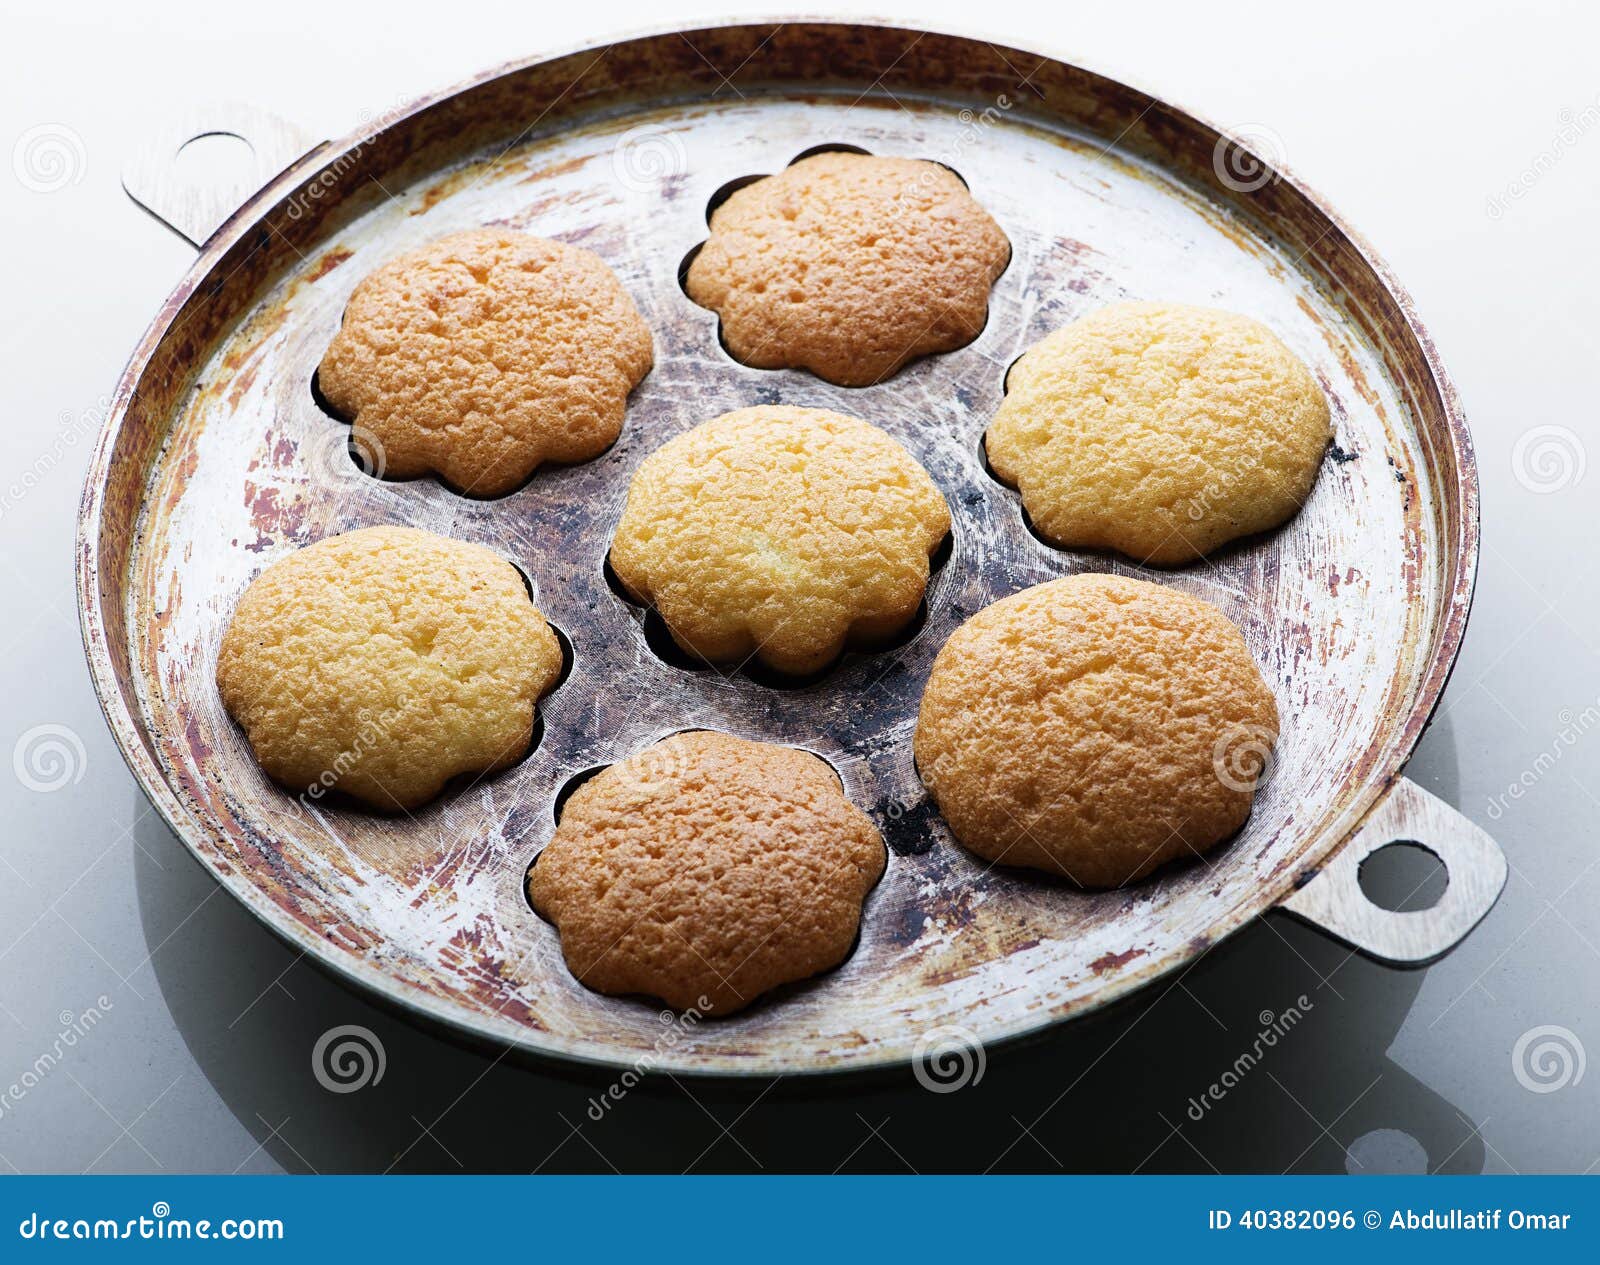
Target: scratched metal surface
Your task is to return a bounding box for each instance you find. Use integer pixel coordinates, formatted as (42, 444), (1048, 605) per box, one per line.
(78, 23), (1477, 1074)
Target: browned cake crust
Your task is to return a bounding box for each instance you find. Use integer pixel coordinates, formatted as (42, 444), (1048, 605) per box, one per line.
(914, 573), (1279, 887)
(216, 526), (564, 811)
(685, 153), (1010, 386)
(317, 229), (653, 497)
(528, 732), (886, 1014)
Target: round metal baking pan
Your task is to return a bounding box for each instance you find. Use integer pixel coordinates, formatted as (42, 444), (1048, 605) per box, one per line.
(80, 19), (1504, 1075)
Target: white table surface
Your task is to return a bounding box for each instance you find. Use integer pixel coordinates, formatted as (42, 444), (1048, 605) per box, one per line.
(2, 0), (1596, 1173)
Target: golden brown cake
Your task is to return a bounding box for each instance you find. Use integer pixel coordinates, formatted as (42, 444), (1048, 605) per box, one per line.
(317, 228), (653, 497)
(529, 732), (886, 1014)
(914, 573), (1278, 887)
(684, 152), (1010, 385)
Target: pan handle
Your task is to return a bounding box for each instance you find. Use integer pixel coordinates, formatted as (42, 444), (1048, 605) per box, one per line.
(122, 104), (320, 248)
(1275, 777), (1507, 966)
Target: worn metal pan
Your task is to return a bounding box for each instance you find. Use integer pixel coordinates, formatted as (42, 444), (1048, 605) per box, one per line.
(79, 19), (1504, 1076)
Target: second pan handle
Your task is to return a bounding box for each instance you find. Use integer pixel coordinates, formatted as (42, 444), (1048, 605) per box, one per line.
(1275, 776), (1507, 967)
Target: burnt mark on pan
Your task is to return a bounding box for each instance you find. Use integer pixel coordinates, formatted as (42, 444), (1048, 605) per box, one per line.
(876, 796), (943, 858)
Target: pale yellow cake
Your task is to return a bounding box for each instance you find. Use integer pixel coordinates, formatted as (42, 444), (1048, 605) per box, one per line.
(609, 406), (951, 675)
(986, 302), (1330, 564)
(217, 525), (564, 810)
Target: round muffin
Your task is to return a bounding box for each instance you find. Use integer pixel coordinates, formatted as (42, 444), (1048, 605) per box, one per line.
(216, 526), (564, 811)
(609, 406), (951, 676)
(317, 228), (653, 497)
(914, 573), (1278, 887)
(529, 732), (886, 1015)
(985, 301), (1330, 565)
(684, 152), (1011, 386)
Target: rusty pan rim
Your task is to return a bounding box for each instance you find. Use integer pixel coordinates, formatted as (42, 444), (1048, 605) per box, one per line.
(77, 17), (1480, 1077)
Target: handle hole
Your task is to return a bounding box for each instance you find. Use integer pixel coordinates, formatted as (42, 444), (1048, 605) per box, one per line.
(173, 131), (256, 187)
(1345, 1128), (1428, 1175)
(1358, 840), (1448, 913)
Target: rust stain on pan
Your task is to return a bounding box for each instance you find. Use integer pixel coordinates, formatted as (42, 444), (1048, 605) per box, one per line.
(1089, 948), (1146, 974)
(517, 152), (598, 183)
(304, 245), (353, 282)
(76, 21), (1480, 1076)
